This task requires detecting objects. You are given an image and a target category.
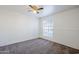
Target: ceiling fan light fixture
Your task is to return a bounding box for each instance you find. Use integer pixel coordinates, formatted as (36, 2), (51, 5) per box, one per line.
(28, 5), (43, 14)
(33, 10), (37, 14)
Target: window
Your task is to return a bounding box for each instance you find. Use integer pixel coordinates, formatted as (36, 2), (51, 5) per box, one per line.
(42, 19), (53, 37)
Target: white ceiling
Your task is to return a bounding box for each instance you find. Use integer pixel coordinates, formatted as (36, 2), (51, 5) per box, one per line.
(0, 5), (78, 18)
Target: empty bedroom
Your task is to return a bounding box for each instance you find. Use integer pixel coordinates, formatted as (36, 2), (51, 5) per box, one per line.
(0, 5), (79, 54)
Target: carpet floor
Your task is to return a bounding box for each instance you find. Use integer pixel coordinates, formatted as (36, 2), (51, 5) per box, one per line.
(0, 38), (79, 54)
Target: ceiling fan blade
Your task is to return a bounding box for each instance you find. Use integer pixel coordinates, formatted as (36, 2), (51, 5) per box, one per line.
(38, 8), (43, 10)
(29, 5), (38, 10)
(29, 5), (33, 8)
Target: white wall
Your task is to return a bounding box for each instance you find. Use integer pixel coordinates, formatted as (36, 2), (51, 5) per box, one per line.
(53, 8), (79, 49)
(0, 9), (39, 46)
(40, 7), (79, 49)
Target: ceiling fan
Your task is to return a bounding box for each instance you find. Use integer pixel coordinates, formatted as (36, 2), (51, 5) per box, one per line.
(29, 5), (43, 14)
